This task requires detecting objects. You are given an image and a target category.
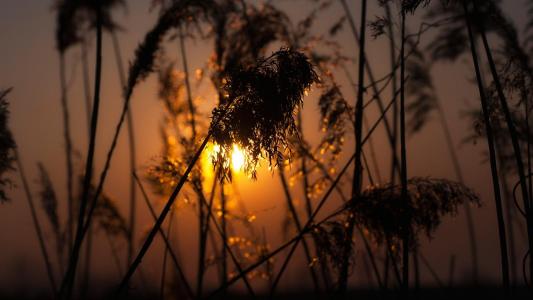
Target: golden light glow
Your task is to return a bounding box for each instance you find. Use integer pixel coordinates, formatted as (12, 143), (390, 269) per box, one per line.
(231, 144), (245, 171)
(203, 143), (246, 176)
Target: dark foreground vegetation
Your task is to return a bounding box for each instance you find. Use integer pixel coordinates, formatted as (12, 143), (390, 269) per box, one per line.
(2, 286), (532, 300)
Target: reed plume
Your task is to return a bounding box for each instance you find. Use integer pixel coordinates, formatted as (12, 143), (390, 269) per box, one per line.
(37, 163), (64, 262)
(0, 88), (15, 203)
(346, 177), (480, 248)
(210, 49), (319, 179)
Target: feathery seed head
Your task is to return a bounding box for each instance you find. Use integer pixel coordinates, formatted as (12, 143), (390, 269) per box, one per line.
(210, 49), (319, 180)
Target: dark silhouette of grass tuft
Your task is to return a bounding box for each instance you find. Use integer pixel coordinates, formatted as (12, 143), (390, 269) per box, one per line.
(210, 49), (319, 179)
(0, 88), (16, 203)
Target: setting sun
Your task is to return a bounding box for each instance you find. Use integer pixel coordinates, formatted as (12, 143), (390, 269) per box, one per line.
(205, 143), (246, 174)
(231, 144), (245, 171)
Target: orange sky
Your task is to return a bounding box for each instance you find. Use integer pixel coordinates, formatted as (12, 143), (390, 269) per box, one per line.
(0, 0), (530, 294)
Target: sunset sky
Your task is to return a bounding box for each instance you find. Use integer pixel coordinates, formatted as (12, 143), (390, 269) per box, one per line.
(0, 0), (530, 295)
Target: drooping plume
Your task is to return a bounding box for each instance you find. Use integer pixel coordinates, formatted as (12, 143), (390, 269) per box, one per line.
(210, 49), (319, 179)
(0, 89), (16, 203)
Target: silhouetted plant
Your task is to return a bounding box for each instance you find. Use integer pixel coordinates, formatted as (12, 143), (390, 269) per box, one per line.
(317, 84), (351, 163)
(424, 0), (526, 289)
(93, 192), (129, 239)
(527, 0), (533, 57)
(73, 0), (213, 264)
(37, 163), (63, 262)
(346, 177), (480, 250)
(214, 3), (290, 79)
(126, 0), (211, 101)
(405, 40), (438, 133)
(148, 60), (204, 197)
(314, 220), (355, 278)
(210, 49), (319, 179)
(0, 89), (15, 203)
(54, 0), (79, 255)
(428, 1), (532, 107)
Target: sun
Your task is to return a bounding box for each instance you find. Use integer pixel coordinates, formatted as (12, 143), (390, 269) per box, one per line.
(204, 143), (246, 176)
(231, 144), (245, 171)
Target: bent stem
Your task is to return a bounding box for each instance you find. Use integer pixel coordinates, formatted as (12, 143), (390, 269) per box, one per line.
(399, 8), (409, 298)
(16, 150), (58, 297)
(59, 52), (75, 253)
(134, 173), (195, 299)
(473, 0), (531, 288)
(339, 0), (401, 176)
(118, 99), (255, 295)
(435, 102), (479, 283)
(60, 5), (103, 299)
(271, 170), (321, 295)
(159, 208), (175, 300)
(463, 0), (510, 293)
(111, 30), (138, 267)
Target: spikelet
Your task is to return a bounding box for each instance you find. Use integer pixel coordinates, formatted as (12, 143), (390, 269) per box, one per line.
(93, 192), (129, 238)
(0, 89), (15, 203)
(125, 0), (212, 99)
(346, 177), (480, 250)
(37, 163), (61, 238)
(210, 49), (319, 179)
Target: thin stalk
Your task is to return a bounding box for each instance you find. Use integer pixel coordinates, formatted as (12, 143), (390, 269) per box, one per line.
(302, 139), (384, 291)
(340, 0), (401, 176)
(267, 153), (356, 297)
(16, 151), (58, 296)
(413, 247), (420, 297)
(385, 1), (398, 186)
(80, 39), (93, 298)
(297, 112), (313, 218)
(343, 66), (383, 184)
(80, 37), (94, 299)
(111, 30), (137, 266)
(363, 117), (382, 183)
(266, 83), (401, 296)
(355, 224), (384, 289)
(274, 170), (321, 294)
(207, 176), (360, 298)
(118, 128), (255, 296)
(500, 164), (519, 285)
(211, 71), (402, 297)
(399, 8), (410, 298)
(195, 182), (256, 297)
(196, 189), (207, 297)
(59, 52), (74, 252)
(81, 39), (92, 136)
(463, 0), (510, 293)
(134, 173), (195, 299)
(220, 183), (227, 297)
(524, 83), (531, 286)
(104, 230), (124, 278)
(159, 208), (175, 300)
(60, 5), (103, 299)
(261, 228), (274, 289)
(178, 26), (197, 140)
(298, 111), (333, 291)
(386, 239), (403, 287)
(436, 102), (479, 283)
(192, 181), (257, 296)
(197, 174), (219, 295)
(80, 224), (92, 299)
(339, 0), (367, 294)
(418, 253), (445, 288)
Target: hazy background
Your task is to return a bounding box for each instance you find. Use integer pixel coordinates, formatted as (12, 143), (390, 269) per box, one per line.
(0, 0), (530, 295)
